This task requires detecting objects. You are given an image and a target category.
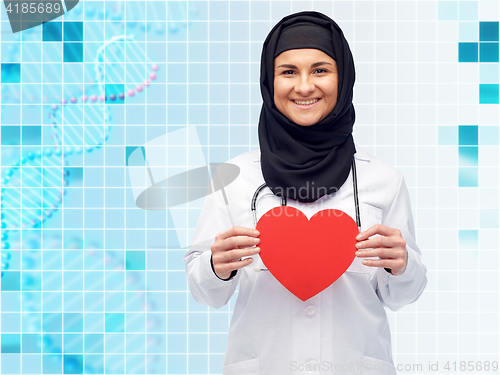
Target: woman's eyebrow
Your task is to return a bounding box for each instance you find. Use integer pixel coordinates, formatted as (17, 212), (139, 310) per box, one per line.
(311, 61), (332, 68)
(276, 61), (333, 69)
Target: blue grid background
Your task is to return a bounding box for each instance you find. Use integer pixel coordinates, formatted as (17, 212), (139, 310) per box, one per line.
(0, 1), (499, 374)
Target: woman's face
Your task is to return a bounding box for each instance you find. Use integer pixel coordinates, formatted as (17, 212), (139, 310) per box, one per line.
(274, 48), (338, 126)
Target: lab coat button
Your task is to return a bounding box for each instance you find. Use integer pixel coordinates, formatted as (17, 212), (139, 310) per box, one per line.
(306, 306), (315, 316)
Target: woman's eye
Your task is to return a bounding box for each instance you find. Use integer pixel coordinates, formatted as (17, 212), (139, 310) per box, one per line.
(314, 68), (328, 74)
(282, 70), (295, 75)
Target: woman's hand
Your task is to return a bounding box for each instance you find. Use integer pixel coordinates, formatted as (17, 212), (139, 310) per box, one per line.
(211, 226), (261, 280)
(355, 224), (408, 276)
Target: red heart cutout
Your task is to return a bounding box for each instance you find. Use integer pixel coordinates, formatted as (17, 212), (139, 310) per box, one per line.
(256, 206), (359, 301)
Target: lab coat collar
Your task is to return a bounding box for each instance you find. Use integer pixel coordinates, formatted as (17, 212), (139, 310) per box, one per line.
(253, 148), (371, 162)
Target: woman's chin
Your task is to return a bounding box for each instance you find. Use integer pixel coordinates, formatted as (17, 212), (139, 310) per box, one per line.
(292, 116), (321, 127)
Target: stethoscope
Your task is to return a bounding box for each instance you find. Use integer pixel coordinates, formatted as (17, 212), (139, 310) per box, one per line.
(250, 159), (361, 272)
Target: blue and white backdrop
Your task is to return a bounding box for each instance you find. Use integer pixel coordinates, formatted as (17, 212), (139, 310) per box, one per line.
(0, 1), (498, 374)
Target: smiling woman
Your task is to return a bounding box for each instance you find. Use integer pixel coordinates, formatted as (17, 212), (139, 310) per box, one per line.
(274, 49), (339, 126)
(185, 10), (427, 375)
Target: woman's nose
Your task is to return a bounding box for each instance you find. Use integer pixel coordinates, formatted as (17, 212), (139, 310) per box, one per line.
(294, 76), (315, 96)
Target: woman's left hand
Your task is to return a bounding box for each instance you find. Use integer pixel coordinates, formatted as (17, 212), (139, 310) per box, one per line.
(355, 224), (408, 276)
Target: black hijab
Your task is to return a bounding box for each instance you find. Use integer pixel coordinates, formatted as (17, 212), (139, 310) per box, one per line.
(258, 11), (356, 203)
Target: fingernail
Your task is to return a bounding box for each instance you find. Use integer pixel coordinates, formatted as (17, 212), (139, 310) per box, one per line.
(355, 251), (360, 256)
(356, 234), (362, 240)
(362, 260), (368, 264)
(254, 238), (260, 244)
(253, 230), (259, 235)
(254, 247), (260, 253)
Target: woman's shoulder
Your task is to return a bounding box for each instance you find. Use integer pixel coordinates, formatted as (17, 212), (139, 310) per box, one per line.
(354, 146), (403, 186)
(215, 149), (263, 191)
(354, 146), (407, 212)
(225, 148), (261, 167)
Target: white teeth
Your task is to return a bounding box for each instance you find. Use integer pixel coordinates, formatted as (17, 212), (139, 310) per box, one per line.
(293, 99), (319, 105)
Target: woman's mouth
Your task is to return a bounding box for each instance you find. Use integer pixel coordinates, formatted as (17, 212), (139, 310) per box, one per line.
(291, 98), (321, 107)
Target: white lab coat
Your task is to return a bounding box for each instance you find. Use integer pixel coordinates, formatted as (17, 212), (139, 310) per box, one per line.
(184, 147), (427, 375)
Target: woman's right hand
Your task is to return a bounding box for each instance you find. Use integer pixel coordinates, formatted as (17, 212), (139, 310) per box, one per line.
(211, 226), (261, 280)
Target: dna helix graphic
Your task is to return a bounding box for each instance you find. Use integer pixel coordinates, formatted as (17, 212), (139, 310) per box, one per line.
(1, 2), (195, 372)
(48, 34), (159, 151)
(0, 148), (68, 277)
(1, 33), (160, 275)
(1, 0), (200, 287)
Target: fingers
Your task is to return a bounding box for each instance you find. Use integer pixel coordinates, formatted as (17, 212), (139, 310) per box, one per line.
(217, 226), (260, 241)
(213, 257), (255, 278)
(356, 224), (401, 241)
(225, 235), (260, 250)
(355, 247), (406, 259)
(355, 242), (407, 273)
(211, 236), (259, 253)
(211, 227), (261, 278)
(212, 227), (261, 253)
(358, 258), (407, 272)
(213, 247), (260, 264)
(356, 242), (406, 259)
(355, 233), (406, 251)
